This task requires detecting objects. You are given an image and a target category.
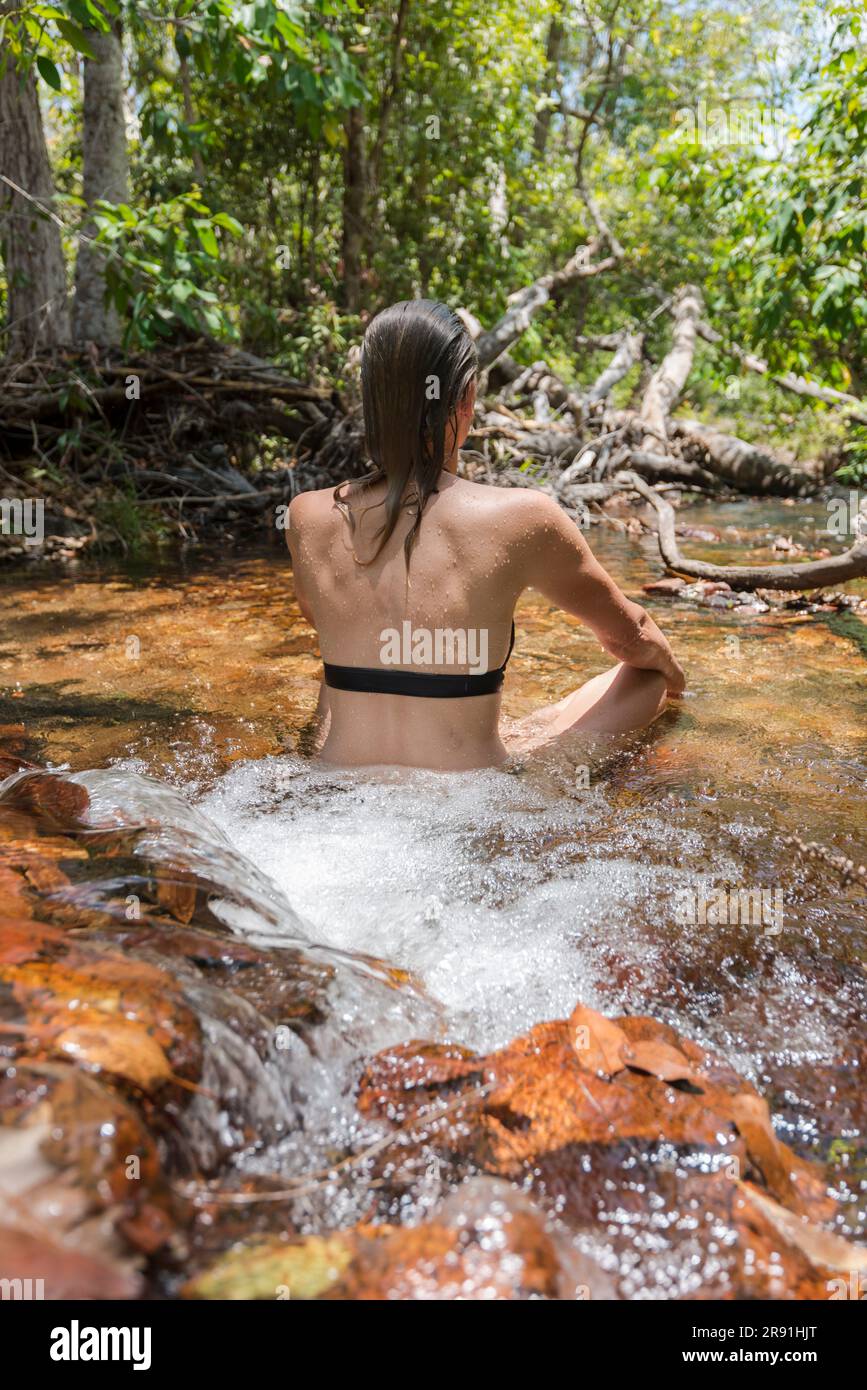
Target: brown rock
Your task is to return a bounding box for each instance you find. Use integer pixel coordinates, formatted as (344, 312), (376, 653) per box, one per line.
(642, 577), (686, 594)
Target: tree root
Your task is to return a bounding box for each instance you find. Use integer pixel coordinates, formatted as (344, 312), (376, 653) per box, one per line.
(618, 470), (867, 590)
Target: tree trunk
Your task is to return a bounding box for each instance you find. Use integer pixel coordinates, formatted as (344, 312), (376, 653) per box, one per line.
(367, 0), (410, 201)
(73, 15), (129, 346)
(0, 15), (70, 355)
(340, 105), (366, 312)
(533, 12), (565, 156)
(179, 54), (205, 183)
(639, 285), (701, 452)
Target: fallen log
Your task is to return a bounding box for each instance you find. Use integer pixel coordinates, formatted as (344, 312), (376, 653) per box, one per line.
(618, 470), (867, 590)
(474, 240), (618, 370)
(4, 368), (329, 426)
(598, 404), (818, 498)
(670, 419), (816, 496)
(639, 285), (702, 453)
(628, 448), (718, 490)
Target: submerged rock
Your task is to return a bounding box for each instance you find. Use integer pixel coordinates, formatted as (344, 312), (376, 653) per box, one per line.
(356, 1003), (861, 1299)
(0, 762), (435, 1297)
(184, 1177), (614, 1300)
(2, 751), (863, 1300)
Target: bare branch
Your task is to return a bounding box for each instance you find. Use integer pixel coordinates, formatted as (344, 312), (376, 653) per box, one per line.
(618, 470), (867, 590)
(585, 330), (643, 404)
(474, 243), (617, 370)
(694, 317), (867, 425)
(639, 285), (702, 451)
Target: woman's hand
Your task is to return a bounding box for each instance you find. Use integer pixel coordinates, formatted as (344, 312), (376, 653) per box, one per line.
(662, 653), (686, 696)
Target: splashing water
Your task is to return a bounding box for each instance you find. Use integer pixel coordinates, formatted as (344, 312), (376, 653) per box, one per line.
(197, 752), (716, 1053)
(3, 498), (867, 1286)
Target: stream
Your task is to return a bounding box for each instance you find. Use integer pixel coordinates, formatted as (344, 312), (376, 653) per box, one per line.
(2, 496), (866, 1298)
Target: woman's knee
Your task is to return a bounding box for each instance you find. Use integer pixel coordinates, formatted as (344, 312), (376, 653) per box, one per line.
(614, 663), (668, 718)
(623, 663), (666, 690)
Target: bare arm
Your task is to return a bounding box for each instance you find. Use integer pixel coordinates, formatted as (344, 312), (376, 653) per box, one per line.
(515, 494), (685, 693)
(285, 496), (316, 626)
(286, 498), (331, 747)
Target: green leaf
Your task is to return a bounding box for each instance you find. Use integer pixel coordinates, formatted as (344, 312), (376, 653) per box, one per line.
(69, 0), (111, 28)
(212, 212), (243, 235)
(36, 56), (62, 90)
(56, 18), (98, 60)
(194, 221), (220, 257)
(170, 279), (197, 303)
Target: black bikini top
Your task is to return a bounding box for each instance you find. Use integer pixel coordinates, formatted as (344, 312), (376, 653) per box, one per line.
(323, 623), (515, 699)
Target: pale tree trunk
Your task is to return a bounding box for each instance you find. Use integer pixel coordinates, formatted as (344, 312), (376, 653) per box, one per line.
(73, 15), (129, 345)
(0, 12), (70, 355)
(639, 285), (701, 452)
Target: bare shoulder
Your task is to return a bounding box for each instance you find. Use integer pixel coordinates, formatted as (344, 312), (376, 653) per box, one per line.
(466, 480), (573, 538)
(288, 484), (339, 532)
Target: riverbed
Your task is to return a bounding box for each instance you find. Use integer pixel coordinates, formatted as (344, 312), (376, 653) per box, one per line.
(2, 497), (866, 1295)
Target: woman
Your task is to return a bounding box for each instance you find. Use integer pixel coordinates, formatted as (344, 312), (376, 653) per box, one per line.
(287, 299), (684, 770)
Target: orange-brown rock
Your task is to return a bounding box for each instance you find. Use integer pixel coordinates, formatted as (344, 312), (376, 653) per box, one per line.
(359, 1003), (830, 1221)
(356, 1003), (864, 1296)
(0, 916), (203, 1090)
(184, 1179), (615, 1300)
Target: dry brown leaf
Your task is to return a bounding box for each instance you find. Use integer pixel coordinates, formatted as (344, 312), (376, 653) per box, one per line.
(740, 1183), (867, 1276)
(625, 1038), (706, 1087)
(569, 1003), (628, 1076)
(55, 1021), (173, 1089)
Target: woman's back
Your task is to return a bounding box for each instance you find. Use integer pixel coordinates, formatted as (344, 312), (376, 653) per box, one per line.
(286, 297), (683, 770)
(289, 472), (531, 768)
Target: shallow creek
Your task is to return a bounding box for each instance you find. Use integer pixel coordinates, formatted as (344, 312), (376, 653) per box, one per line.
(2, 496), (866, 1296)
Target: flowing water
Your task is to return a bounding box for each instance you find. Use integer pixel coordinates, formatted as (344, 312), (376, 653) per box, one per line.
(2, 496), (866, 1292)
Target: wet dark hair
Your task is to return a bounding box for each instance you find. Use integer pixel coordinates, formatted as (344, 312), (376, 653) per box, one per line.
(335, 299), (478, 567)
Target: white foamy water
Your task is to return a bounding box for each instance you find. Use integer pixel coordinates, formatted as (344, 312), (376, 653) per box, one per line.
(198, 753), (714, 1053)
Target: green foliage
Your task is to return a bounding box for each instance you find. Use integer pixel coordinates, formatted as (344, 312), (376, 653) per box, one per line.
(650, 0), (866, 403)
(92, 482), (169, 554)
(833, 426), (867, 485)
(130, 0), (364, 145)
(2, 0), (865, 474)
(1, 0), (120, 81)
(88, 192), (243, 346)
